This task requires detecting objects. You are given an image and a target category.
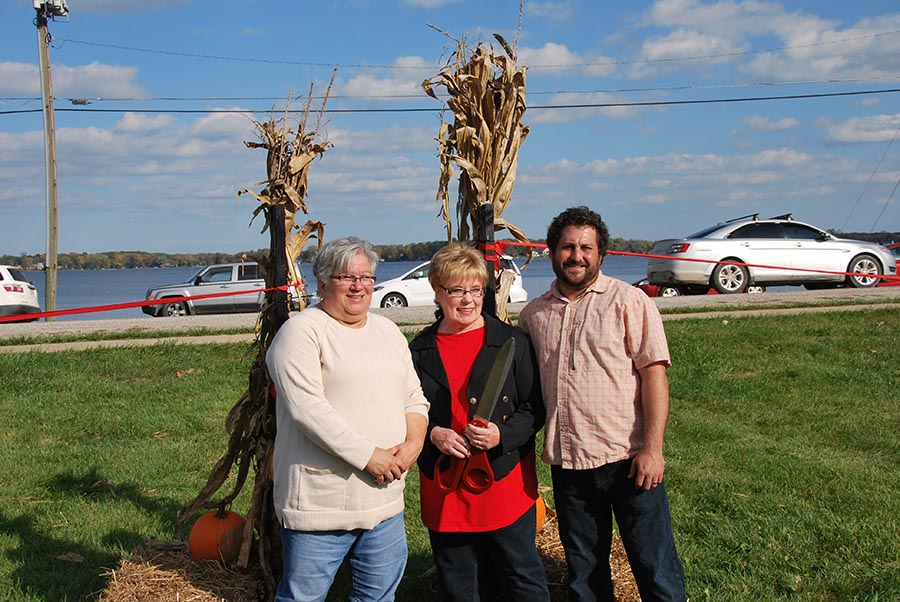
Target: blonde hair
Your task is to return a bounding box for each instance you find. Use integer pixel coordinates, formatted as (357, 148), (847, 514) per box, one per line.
(428, 243), (489, 291)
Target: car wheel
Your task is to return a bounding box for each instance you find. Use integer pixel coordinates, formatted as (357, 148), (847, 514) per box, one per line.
(711, 261), (749, 294)
(380, 293), (408, 308)
(659, 286), (682, 297)
(161, 301), (188, 317)
(846, 254), (881, 288)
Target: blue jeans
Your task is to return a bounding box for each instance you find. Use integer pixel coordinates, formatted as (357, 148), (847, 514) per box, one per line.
(551, 460), (686, 602)
(276, 513), (408, 602)
(428, 503), (550, 601)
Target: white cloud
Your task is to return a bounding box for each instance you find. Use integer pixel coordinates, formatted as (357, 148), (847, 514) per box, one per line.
(644, 0), (819, 37)
(341, 74), (420, 98)
(519, 43), (616, 77)
(635, 1), (900, 82)
(0, 61), (147, 98)
(641, 28), (742, 62)
(400, 0), (462, 8)
(113, 113), (174, 133)
(71, 0), (187, 14)
(742, 115), (801, 132)
(239, 27), (267, 38)
(526, 1), (577, 24)
(328, 125), (434, 153)
(629, 26), (745, 78)
(530, 91), (640, 124)
(820, 114), (900, 143)
(0, 62), (36, 95)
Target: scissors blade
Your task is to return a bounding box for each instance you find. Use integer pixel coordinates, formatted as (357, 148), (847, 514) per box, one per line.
(471, 336), (516, 425)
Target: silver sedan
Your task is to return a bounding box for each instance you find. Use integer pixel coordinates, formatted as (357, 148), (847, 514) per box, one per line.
(646, 214), (896, 294)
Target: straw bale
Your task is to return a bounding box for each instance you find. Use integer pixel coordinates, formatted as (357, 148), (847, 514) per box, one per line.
(97, 548), (264, 602)
(99, 517), (638, 602)
(537, 504), (641, 602)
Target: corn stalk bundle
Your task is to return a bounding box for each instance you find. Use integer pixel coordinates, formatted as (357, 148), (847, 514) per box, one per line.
(177, 77), (333, 599)
(423, 32), (530, 247)
(423, 31), (531, 322)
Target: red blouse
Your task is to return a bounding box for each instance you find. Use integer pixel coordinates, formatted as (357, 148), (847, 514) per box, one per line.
(420, 325), (538, 532)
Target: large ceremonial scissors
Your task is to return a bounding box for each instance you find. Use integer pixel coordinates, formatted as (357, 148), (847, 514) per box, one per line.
(434, 337), (516, 494)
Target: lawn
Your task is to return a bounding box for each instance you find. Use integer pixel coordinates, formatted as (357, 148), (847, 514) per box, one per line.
(0, 308), (897, 601)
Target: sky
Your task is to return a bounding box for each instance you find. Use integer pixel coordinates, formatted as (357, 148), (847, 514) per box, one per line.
(1, 0), (899, 255)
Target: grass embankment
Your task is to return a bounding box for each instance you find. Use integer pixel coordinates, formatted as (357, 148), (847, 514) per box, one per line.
(0, 309), (898, 600)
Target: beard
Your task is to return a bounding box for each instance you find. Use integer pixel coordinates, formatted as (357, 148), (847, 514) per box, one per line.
(552, 257), (600, 291)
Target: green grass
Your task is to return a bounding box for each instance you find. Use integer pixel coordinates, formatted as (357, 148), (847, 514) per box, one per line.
(0, 326), (255, 347)
(0, 310), (898, 600)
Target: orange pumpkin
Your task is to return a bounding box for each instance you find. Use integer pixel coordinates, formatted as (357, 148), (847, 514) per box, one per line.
(535, 494), (547, 531)
(188, 502), (246, 565)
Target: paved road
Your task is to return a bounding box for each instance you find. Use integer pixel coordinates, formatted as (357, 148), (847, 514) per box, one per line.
(2, 286), (898, 353)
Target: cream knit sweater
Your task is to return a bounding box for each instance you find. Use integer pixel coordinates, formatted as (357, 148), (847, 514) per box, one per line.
(266, 306), (429, 531)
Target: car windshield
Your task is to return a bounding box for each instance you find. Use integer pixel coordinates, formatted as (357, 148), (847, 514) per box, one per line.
(185, 267), (205, 283)
(500, 257), (519, 273)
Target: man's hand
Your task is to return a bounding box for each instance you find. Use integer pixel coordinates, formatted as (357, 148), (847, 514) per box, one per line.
(431, 426), (471, 458)
(365, 448), (403, 485)
(628, 448), (666, 490)
(633, 362), (670, 491)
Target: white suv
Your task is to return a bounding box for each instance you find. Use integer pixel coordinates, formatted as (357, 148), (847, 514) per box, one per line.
(370, 256), (528, 308)
(0, 265), (40, 322)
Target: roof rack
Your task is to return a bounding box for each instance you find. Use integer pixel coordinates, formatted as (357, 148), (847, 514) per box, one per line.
(769, 213), (793, 220)
(723, 213), (759, 224)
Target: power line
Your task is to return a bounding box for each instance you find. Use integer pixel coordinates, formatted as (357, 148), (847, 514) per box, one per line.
(871, 176), (900, 232)
(3, 75), (899, 105)
(54, 28), (900, 71)
(841, 123), (900, 231)
(3, 87), (900, 116)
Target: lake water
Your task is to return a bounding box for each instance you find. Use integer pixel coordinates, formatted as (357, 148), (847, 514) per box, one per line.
(23, 254), (649, 321)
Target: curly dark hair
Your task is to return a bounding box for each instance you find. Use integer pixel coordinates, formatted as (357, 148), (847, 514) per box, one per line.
(546, 206), (609, 256)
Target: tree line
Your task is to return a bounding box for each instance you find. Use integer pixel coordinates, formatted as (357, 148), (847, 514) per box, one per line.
(2, 232), (894, 271)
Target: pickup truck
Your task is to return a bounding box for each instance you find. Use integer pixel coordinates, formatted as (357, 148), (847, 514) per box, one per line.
(142, 262), (306, 317)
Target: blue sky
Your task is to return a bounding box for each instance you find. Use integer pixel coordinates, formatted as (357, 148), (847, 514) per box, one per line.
(2, 0), (899, 255)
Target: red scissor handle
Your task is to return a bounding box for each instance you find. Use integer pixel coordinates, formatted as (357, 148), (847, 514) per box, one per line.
(434, 453), (466, 494)
(433, 418), (496, 494)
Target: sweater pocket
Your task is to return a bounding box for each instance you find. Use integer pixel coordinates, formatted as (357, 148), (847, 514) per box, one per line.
(294, 463), (352, 511)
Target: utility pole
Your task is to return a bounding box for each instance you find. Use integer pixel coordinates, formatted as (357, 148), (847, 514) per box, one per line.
(34, 0), (68, 321)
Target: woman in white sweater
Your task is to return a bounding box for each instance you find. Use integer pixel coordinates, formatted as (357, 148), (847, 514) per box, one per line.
(266, 237), (429, 602)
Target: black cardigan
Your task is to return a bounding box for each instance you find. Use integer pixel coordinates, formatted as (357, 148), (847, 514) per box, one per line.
(409, 314), (545, 481)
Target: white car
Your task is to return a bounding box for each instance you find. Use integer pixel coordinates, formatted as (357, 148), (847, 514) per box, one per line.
(0, 265), (41, 322)
(370, 256), (528, 308)
(647, 213), (896, 294)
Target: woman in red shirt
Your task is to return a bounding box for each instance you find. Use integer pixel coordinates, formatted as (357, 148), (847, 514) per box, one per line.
(409, 243), (549, 601)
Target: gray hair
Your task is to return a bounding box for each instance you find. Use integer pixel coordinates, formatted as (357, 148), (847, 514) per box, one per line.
(312, 236), (379, 281)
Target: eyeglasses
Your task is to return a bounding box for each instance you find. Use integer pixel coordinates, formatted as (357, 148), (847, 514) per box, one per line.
(331, 274), (377, 286)
(441, 286), (485, 298)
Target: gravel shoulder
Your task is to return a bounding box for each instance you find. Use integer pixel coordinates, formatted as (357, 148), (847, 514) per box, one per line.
(2, 286), (899, 351)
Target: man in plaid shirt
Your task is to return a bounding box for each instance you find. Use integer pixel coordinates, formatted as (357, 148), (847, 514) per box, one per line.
(519, 207), (686, 601)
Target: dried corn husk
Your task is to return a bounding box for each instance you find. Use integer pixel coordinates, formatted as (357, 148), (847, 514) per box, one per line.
(423, 32), (531, 252)
(423, 29), (535, 324)
(178, 74), (334, 599)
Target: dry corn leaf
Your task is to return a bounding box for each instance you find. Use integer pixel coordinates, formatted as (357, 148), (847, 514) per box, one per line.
(424, 30), (537, 270)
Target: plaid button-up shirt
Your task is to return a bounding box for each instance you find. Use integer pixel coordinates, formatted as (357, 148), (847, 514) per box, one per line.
(518, 272), (670, 470)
